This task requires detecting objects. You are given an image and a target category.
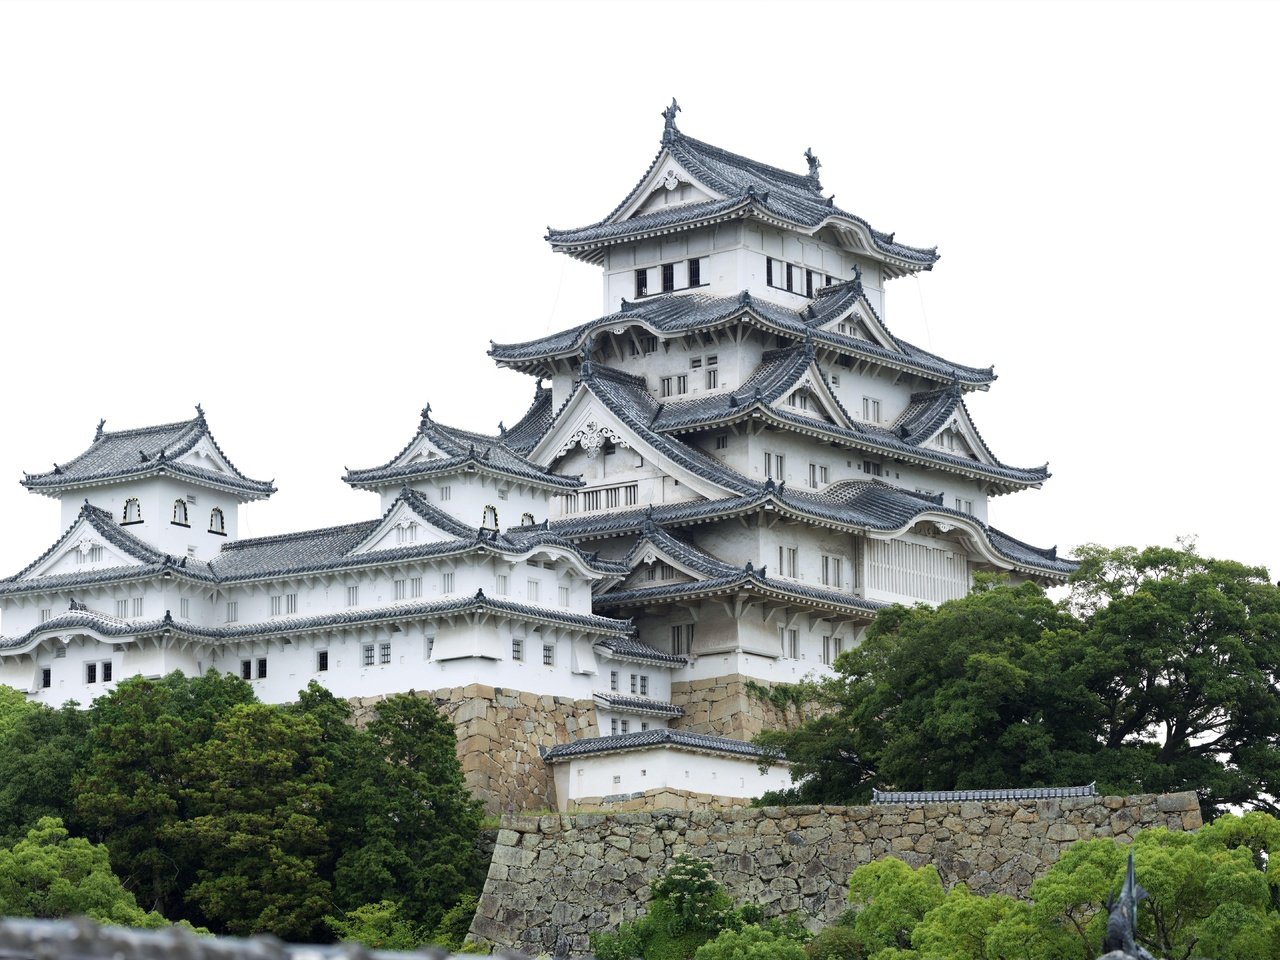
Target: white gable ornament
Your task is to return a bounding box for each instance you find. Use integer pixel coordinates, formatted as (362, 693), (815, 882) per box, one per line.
(556, 420), (629, 460)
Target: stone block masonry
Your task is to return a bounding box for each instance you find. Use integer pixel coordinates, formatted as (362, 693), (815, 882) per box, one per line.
(669, 674), (812, 739)
(468, 791), (1201, 956)
(349, 685), (598, 815)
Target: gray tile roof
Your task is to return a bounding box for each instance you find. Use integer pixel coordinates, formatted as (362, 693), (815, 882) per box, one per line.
(546, 115), (938, 274)
(344, 407), (580, 491)
(21, 408), (275, 499)
(542, 727), (781, 763)
(0, 915), (496, 959)
(872, 783), (1097, 804)
(1, 491), (626, 599)
(500, 382), (557, 453)
(545, 480), (1076, 579)
(593, 692), (684, 717)
(489, 285), (996, 388)
(593, 634), (687, 666)
(1, 589), (634, 652)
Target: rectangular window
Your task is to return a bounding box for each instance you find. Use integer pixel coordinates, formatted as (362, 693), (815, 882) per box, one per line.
(39, 608), (52, 624)
(822, 555), (843, 589)
(102, 661), (112, 682)
(394, 579), (406, 601)
(542, 643), (554, 666)
(41, 667), (52, 689)
(641, 721), (649, 731)
(379, 642), (391, 664)
(955, 498), (974, 515)
(764, 451), (784, 480)
(620, 719), (630, 734)
(822, 635), (833, 666)
(286, 593), (297, 614)
(131, 597), (143, 618)
(85, 662), (97, 684)
(688, 257), (701, 286)
(780, 627), (800, 658)
(785, 263), (794, 292)
(778, 546), (798, 578)
(611, 718), (619, 736)
(661, 262), (674, 292)
(425, 635), (434, 659)
(691, 357), (702, 371)
(639, 675), (649, 696)
(527, 579), (539, 602)
(116, 599), (129, 619)
(630, 673), (638, 694)
(363, 644), (375, 667)
(670, 623), (694, 657)
(439, 486), (451, 502)
(179, 598), (190, 619)
(863, 460), (883, 477)
(624, 484), (638, 506)
(660, 377), (673, 398)
(441, 572), (455, 593)
(410, 576), (423, 598)
(270, 595), (282, 616)
(496, 574), (509, 595)
(705, 355), (718, 388)
(396, 523), (418, 545)
(640, 335), (657, 354)
(512, 637), (524, 661)
(558, 585), (570, 607)
(610, 670), (619, 692)
(256, 657), (267, 679)
(240, 660), (252, 680)
(676, 374), (688, 394)
(347, 585), (359, 607)
(715, 435), (728, 450)
(316, 650), (329, 672)
(635, 267), (648, 298)
(766, 257), (775, 286)
(225, 601), (238, 623)
(806, 269), (814, 298)
(862, 397), (881, 422)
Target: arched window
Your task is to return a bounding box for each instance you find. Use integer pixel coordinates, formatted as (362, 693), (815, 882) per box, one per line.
(172, 499), (189, 526)
(481, 505), (499, 530)
(521, 512), (535, 526)
(209, 507), (226, 535)
(122, 498), (142, 524)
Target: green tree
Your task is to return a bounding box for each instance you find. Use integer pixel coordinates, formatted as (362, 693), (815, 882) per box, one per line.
(0, 684), (36, 739)
(326, 899), (424, 951)
(757, 577), (1095, 803)
(844, 859), (945, 957)
(164, 702), (333, 940)
(351, 693), (485, 934)
(73, 670), (256, 916)
(693, 924), (809, 960)
(0, 816), (168, 927)
(1071, 543), (1280, 817)
(0, 699), (90, 845)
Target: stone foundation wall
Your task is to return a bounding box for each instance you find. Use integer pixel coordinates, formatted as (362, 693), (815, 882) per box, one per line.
(564, 787), (754, 813)
(669, 674), (812, 739)
(349, 685), (598, 815)
(469, 791), (1202, 956)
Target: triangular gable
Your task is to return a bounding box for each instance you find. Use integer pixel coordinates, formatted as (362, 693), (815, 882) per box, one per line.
(922, 405), (996, 465)
(772, 366), (850, 427)
(619, 541), (702, 591)
(820, 299), (899, 353)
(177, 435), (235, 475)
(347, 496), (463, 556)
(614, 153), (725, 223)
(528, 387), (737, 501)
(18, 514), (151, 581)
(393, 434), (452, 468)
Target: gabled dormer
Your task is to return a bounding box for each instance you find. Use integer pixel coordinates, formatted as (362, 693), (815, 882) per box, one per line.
(20, 408), (273, 560)
(546, 100), (939, 316)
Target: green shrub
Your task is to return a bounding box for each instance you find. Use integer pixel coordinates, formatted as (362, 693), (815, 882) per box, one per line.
(693, 924), (808, 960)
(805, 925), (862, 960)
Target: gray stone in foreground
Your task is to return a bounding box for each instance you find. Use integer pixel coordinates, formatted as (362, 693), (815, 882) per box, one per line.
(0, 917), (525, 960)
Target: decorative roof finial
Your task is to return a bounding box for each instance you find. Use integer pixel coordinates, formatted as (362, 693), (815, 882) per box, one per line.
(804, 147), (821, 180)
(95, 419), (106, 440)
(661, 98), (681, 144)
(194, 403), (205, 421)
(420, 403), (432, 424)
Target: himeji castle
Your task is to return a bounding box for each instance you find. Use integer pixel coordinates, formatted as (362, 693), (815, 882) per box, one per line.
(0, 102), (1074, 813)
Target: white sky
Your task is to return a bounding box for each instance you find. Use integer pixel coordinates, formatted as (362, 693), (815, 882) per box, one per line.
(1, 0), (1276, 586)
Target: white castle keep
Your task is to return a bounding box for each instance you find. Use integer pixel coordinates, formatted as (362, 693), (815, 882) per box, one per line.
(0, 103), (1074, 812)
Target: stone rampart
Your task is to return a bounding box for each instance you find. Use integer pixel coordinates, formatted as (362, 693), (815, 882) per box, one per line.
(349, 685), (597, 815)
(468, 791), (1202, 956)
(669, 674), (812, 739)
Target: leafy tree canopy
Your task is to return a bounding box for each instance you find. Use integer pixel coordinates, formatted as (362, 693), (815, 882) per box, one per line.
(755, 544), (1280, 817)
(0, 816), (168, 928)
(0, 699), (89, 845)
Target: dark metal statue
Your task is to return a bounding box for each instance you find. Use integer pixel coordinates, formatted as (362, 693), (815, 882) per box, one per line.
(1099, 851), (1157, 960)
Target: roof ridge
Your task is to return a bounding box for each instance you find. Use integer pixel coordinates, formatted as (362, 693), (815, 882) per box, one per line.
(222, 520), (379, 551)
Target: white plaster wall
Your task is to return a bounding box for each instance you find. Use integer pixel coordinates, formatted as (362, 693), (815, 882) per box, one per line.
(56, 477), (242, 558)
(553, 746), (792, 810)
